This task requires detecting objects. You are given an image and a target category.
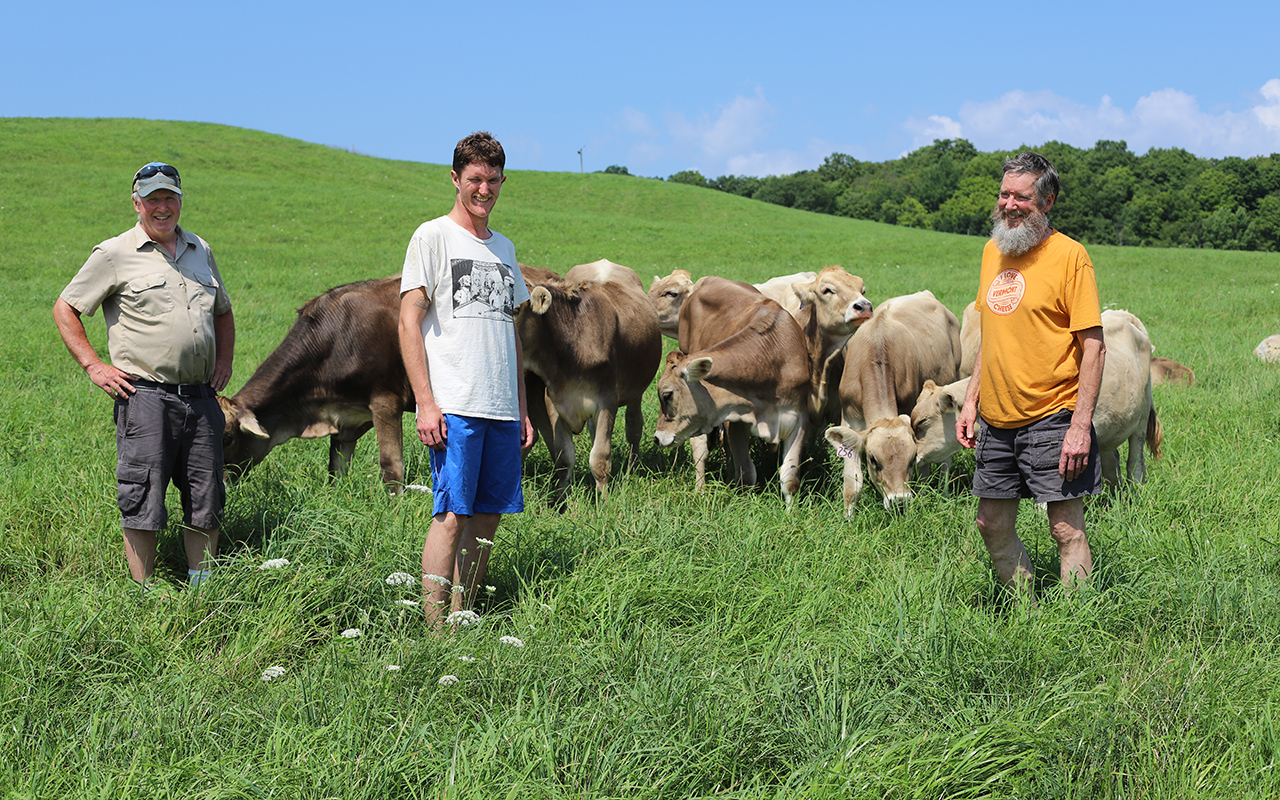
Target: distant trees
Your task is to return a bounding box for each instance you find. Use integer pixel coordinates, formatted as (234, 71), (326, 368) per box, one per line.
(662, 139), (1280, 251)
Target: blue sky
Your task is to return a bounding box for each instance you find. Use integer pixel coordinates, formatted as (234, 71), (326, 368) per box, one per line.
(5, 1), (1278, 178)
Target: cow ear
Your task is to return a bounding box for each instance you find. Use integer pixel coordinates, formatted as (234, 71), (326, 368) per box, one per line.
(300, 422), (340, 439)
(939, 392), (957, 414)
(237, 410), (270, 440)
(682, 356), (713, 382)
(530, 286), (552, 315)
(824, 425), (865, 454)
(922, 379), (937, 392)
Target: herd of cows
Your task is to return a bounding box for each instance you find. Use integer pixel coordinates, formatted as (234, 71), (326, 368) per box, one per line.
(215, 259), (1268, 513)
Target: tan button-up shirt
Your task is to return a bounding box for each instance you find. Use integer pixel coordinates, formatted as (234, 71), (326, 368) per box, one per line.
(60, 223), (233, 385)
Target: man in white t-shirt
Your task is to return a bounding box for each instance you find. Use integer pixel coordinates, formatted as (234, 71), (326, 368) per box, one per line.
(398, 132), (534, 626)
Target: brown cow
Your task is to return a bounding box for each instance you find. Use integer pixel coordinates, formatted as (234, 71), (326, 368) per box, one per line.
(654, 277), (810, 506)
(787, 267), (875, 423)
(827, 290), (961, 513)
(219, 276), (412, 491)
(1150, 356), (1196, 386)
(517, 259), (662, 508)
(647, 269), (697, 339)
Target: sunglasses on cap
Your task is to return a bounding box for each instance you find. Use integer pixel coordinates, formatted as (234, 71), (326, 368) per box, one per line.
(134, 162), (181, 185)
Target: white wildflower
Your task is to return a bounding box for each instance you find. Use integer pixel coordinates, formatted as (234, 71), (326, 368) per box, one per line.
(259, 558), (290, 570)
(499, 635), (525, 648)
(438, 674), (459, 686)
(423, 573), (452, 586)
(261, 665), (286, 682)
(458, 655), (476, 662)
(404, 484), (432, 493)
(475, 537), (494, 547)
(385, 664), (402, 672)
(485, 585), (497, 594)
(394, 599), (420, 607)
(451, 584), (465, 594)
(340, 628), (362, 639)
(385, 572), (417, 586)
(446, 610), (480, 626)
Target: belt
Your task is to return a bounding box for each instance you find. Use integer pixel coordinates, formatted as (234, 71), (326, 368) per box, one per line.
(130, 378), (216, 398)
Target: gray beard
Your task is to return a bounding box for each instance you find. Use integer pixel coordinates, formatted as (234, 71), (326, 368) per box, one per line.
(990, 209), (1051, 256)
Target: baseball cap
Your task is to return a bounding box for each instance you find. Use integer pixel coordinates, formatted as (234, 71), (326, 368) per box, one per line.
(133, 162), (183, 197)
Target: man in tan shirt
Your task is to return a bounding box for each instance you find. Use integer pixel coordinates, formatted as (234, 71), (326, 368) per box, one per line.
(53, 162), (235, 589)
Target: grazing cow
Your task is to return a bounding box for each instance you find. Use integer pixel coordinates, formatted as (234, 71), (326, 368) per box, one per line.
(1256, 334), (1280, 363)
(517, 259), (662, 508)
(826, 290), (961, 513)
(219, 276), (411, 491)
(1150, 356), (1196, 386)
(912, 309), (1164, 490)
(654, 277), (810, 505)
(647, 269), (697, 339)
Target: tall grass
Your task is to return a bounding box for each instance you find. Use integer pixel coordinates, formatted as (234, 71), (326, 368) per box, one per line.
(2, 118), (1280, 798)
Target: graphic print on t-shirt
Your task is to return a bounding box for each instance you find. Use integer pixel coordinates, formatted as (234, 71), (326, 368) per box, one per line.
(986, 268), (1026, 316)
(450, 259), (518, 321)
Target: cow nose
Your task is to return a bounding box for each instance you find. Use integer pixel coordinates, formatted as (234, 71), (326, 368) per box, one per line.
(847, 300), (874, 321)
(882, 490), (913, 511)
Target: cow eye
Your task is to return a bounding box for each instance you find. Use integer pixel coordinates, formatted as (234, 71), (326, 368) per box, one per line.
(868, 456), (881, 470)
(822, 286), (834, 295)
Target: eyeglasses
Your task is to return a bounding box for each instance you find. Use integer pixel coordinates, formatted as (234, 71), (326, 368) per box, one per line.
(134, 162), (181, 186)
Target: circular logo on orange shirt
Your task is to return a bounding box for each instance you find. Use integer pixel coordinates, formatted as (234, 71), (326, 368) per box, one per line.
(986, 269), (1025, 316)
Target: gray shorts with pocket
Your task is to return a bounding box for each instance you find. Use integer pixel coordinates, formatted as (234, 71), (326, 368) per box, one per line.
(973, 410), (1102, 503)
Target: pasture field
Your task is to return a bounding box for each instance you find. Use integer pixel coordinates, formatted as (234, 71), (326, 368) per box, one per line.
(3, 118), (1280, 799)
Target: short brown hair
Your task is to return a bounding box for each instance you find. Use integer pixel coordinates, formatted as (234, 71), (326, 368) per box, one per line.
(453, 131), (505, 175)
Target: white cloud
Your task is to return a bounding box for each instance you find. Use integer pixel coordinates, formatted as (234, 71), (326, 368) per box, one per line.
(905, 81), (1280, 158)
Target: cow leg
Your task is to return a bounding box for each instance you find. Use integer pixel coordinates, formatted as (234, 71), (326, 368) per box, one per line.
(328, 427), (366, 481)
(841, 446), (865, 516)
(1125, 427), (1148, 485)
(370, 396), (405, 493)
(588, 407), (617, 498)
(623, 402), (644, 469)
(691, 434), (709, 489)
(1100, 448), (1121, 492)
(725, 422), (756, 487)
(778, 419), (807, 508)
(546, 401), (577, 511)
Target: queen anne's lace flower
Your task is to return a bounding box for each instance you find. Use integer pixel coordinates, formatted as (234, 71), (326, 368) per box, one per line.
(385, 665), (402, 672)
(259, 558), (290, 570)
(446, 610), (480, 626)
(394, 599), (420, 607)
(458, 655), (476, 662)
(385, 572), (417, 586)
(340, 628), (362, 639)
(475, 537), (494, 547)
(499, 635), (525, 648)
(438, 674), (459, 686)
(261, 665), (286, 682)
(423, 573), (452, 586)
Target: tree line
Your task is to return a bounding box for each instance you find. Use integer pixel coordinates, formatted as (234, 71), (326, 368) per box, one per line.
(605, 139), (1280, 251)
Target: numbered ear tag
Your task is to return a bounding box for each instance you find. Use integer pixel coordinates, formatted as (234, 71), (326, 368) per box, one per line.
(836, 444), (857, 459)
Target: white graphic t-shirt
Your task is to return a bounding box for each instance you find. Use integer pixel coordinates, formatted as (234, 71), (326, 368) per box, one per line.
(400, 216), (530, 420)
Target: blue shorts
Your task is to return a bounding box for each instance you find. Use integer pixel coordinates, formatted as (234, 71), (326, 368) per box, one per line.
(973, 410), (1102, 503)
(430, 415), (524, 516)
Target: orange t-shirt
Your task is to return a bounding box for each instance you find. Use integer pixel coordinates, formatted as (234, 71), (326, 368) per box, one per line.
(975, 231), (1102, 428)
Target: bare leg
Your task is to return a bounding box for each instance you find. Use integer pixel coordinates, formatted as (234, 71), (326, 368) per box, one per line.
(1046, 498), (1091, 589)
(422, 511), (501, 626)
(974, 497), (1033, 595)
(184, 525), (219, 572)
(123, 527), (159, 583)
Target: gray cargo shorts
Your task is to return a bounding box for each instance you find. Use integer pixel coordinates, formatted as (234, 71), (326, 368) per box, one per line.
(973, 410), (1102, 503)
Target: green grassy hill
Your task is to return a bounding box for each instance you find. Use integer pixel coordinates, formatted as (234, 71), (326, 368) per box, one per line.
(3, 118), (1280, 799)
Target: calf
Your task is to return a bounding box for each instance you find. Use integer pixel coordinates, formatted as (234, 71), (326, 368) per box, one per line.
(1150, 356), (1196, 386)
(1255, 334), (1280, 363)
(647, 269), (697, 339)
(517, 260), (662, 508)
(219, 276), (411, 491)
(654, 277), (810, 505)
(828, 290), (961, 513)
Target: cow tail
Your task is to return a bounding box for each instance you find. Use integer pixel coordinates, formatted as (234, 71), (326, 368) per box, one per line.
(1146, 405), (1163, 460)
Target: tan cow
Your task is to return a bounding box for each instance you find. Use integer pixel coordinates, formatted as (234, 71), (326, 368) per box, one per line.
(647, 269), (697, 339)
(826, 290), (961, 513)
(788, 266), (875, 423)
(517, 259), (662, 508)
(654, 277), (810, 506)
(752, 271), (816, 317)
(1256, 334), (1280, 362)
(959, 300), (980, 377)
(1150, 356), (1196, 386)
(912, 308), (1163, 490)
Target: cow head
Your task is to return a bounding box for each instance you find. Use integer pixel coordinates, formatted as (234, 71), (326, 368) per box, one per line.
(825, 415), (916, 510)
(654, 350), (717, 447)
(647, 270), (695, 339)
(219, 396), (338, 479)
(911, 378), (967, 469)
(795, 266), (873, 338)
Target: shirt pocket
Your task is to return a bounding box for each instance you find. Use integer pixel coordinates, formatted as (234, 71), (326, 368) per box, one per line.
(186, 261), (220, 316)
(123, 273), (175, 318)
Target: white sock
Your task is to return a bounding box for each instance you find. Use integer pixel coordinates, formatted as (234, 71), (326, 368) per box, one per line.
(188, 568), (212, 587)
